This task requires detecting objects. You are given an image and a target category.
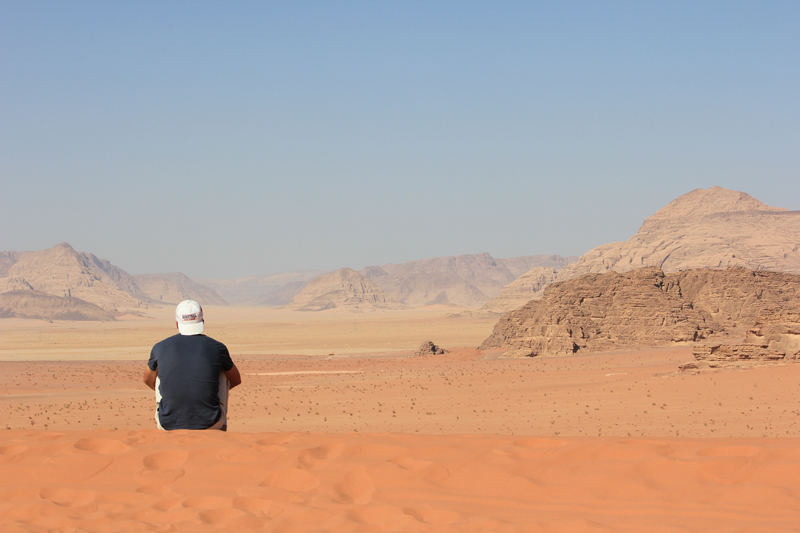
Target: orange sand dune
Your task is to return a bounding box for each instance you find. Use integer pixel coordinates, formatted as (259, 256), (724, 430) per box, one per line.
(1, 430), (799, 532)
(2, 309), (800, 530)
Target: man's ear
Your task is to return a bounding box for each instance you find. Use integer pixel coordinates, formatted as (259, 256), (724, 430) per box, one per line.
(176, 321), (179, 330)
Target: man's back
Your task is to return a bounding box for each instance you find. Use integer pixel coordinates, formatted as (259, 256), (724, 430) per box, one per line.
(148, 333), (233, 430)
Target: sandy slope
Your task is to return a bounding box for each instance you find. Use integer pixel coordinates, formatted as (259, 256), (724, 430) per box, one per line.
(2, 430), (798, 532)
(2, 308), (800, 531)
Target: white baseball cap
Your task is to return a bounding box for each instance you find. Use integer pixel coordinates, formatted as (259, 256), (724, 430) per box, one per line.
(176, 299), (204, 335)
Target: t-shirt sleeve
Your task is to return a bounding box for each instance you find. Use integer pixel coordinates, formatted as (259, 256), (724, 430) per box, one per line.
(220, 345), (233, 372)
(147, 346), (158, 371)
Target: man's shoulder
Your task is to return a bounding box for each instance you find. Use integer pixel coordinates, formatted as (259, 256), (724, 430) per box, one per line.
(153, 333), (182, 349)
(198, 335), (229, 352)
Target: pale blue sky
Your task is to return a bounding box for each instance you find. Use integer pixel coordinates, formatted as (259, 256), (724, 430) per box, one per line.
(1, 1), (798, 278)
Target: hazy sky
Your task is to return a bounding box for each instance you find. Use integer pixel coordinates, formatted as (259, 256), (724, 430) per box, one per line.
(2, 1), (798, 279)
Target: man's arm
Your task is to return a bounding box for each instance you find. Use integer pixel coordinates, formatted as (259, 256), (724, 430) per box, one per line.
(224, 362), (242, 389)
(143, 366), (158, 390)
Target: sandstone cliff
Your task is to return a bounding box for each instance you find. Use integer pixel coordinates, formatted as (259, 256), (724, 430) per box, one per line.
(684, 312), (800, 370)
(480, 266), (800, 358)
(523, 187), (800, 302)
(286, 268), (404, 312)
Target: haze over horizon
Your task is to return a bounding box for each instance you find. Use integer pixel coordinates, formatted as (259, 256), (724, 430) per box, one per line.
(2, 1), (798, 279)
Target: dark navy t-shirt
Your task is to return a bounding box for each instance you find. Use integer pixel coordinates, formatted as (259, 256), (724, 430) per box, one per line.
(148, 334), (233, 430)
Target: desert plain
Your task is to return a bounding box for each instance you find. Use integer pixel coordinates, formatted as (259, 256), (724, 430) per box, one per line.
(1, 306), (800, 532)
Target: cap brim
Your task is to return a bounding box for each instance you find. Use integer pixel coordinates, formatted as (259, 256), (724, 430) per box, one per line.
(178, 320), (204, 335)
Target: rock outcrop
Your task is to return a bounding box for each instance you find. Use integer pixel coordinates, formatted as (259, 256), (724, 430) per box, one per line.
(480, 266), (800, 358)
(415, 341), (447, 356)
(286, 268), (404, 312)
(684, 312), (800, 369)
(521, 187), (800, 302)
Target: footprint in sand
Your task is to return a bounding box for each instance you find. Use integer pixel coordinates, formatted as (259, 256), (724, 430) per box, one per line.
(696, 456), (757, 485)
(0, 445), (27, 464)
(388, 457), (448, 482)
(40, 487), (96, 508)
(26, 432), (64, 441)
(233, 497), (284, 519)
(389, 456), (432, 470)
(513, 438), (566, 449)
(348, 506), (405, 526)
(0, 445), (27, 456)
(182, 496), (232, 510)
(696, 446), (760, 457)
(36, 454), (114, 483)
(256, 433), (298, 446)
(298, 443), (344, 469)
(136, 450), (189, 486)
(74, 438), (130, 456)
(261, 468), (319, 492)
(216, 447), (266, 463)
(403, 507), (461, 525)
(142, 450), (189, 470)
(335, 466), (374, 505)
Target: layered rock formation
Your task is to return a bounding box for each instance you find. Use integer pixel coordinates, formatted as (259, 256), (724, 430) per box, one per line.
(480, 266), (800, 358)
(521, 187), (800, 302)
(684, 312), (800, 369)
(362, 253), (575, 308)
(0, 243), (226, 320)
(286, 268), (404, 312)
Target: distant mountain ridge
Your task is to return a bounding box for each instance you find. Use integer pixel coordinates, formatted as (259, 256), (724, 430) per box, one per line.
(202, 254), (577, 308)
(0, 243), (226, 321)
(361, 253), (576, 308)
(286, 268), (404, 312)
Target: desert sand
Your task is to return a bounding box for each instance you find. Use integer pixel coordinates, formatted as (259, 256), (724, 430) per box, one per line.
(2, 307), (800, 531)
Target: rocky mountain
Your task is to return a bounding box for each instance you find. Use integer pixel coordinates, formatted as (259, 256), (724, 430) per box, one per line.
(200, 254), (576, 308)
(0, 290), (115, 321)
(133, 273), (227, 305)
(199, 270), (329, 306)
(361, 253), (576, 308)
(458, 267), (559, 317)
(550, 187), (799, 286)
(0, 243), (225, 320)
(286, 268), (404, 312)
(480, 266), (800, 358)
(483, 187), (800, 311)
(0, 243), (145, 313)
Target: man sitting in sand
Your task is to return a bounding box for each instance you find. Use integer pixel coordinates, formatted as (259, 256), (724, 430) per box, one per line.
(143, 299), (241, 431)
